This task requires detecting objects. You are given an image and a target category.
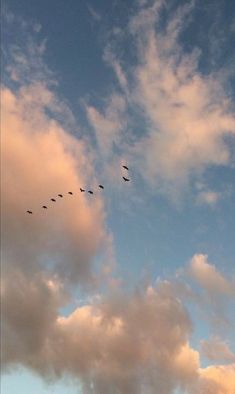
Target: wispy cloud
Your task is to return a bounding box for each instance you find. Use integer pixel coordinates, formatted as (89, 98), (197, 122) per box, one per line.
(88, 0), (235, 201)
(87, 4), (102, 22)
(189, 254), (235, 297)
(201, 336), (235, 363)
(86, 93), (127, 159)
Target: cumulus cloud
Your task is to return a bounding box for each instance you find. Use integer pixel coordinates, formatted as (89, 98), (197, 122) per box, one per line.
(2, 281), (201, 393)
(4, 270), (234, 394)
(2, 270), (65, 369)
(2, 84), (111, 285)
(194, 364), (235, 394)
(1, 80), (118, 382)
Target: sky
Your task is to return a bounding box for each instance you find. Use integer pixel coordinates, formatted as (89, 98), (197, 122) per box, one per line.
(1, 0), (235, 393)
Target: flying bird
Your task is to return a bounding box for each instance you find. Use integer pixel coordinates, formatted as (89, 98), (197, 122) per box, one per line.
(122, 165), (129, 170)
(26, 210), (33, 214)
(123, 176), (130, 182)
(58, 194), (63, 198)
(88, 190), (94, 194)
(80, 188), (85, 192)
(68, 192), (73, 195)
(51, 198), (56, 202)
(99, 185), (104, 189)
(42, 206), (48, 209)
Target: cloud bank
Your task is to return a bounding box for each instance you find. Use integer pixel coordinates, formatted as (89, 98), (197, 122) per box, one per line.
(3, 248), (235, 393)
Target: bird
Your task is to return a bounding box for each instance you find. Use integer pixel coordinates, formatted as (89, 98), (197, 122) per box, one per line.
(68, 192), (73, 195)
(58, 194), (63, 198)
(80, 188), (85, 192)
(99, 185), (104, 189)
(26, 210), (33, 214)
(122, 165), (129, 170)
(123, 176), (130, 182)
(88, 190), (94, 194)
(51, 198), (56, 202)
(42, 205), (48, 209)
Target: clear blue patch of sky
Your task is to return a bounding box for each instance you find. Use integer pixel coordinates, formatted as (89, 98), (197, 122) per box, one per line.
(1, 368), (81, 394)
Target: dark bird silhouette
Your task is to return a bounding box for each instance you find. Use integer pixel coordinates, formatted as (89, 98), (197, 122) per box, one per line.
(51, 198), (56, 202)
(58, 194), (63, 198)
(80, 188), (85, 192)
(26, 210), (33, 214)
(122, 165), (129, 170)
(99, 185), (104, 189)
(88, 190), (94, 194)
(68, 192), (73, 195)
(42, 206), (48, 209)
(123, 176), (130, 182)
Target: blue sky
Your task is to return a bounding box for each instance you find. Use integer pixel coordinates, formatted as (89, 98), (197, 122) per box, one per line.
(2, 1), (235, 393)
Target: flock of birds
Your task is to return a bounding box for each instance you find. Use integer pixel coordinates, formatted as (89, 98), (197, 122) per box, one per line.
(26, 165), (130, 214)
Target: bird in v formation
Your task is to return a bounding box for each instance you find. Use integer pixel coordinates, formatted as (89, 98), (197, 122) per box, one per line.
(26, 164), (130, 214)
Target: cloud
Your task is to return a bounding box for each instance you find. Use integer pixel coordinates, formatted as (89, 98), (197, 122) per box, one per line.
(3, 12), (51, 87)
(87, 4), (101, 22)
(196, 190), (220, 206)
(2, 270), (65, 369)
(2, 84), (112, 285)
(189, 254), (235, 297)
(2, 5), (235, 394)
(4, 270), (234, 394)
(103, 47), (129, 93)
(195, 364), (235, 394)
(86, 93), (127, 159)
(2, 280), (201, 393)
(132, 3), (235, 194)
(201, 337), (235, 363)
(89, 0), (235, 200)
(2, 245), (235, 393)
(1, 17), (117, 387)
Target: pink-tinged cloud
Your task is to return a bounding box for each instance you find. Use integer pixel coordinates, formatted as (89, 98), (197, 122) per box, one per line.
(132, 3), (235, 194)
(201, 337), (235, 363)
(194, 364), (235, 394)
(2, 279), (201, 394)
(86, 93), (127, 158)
(2, 246), (235, 393)
(1, 84), (112, 285)
(91, 0), (235, 199)
(189, 254), (235, 296)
